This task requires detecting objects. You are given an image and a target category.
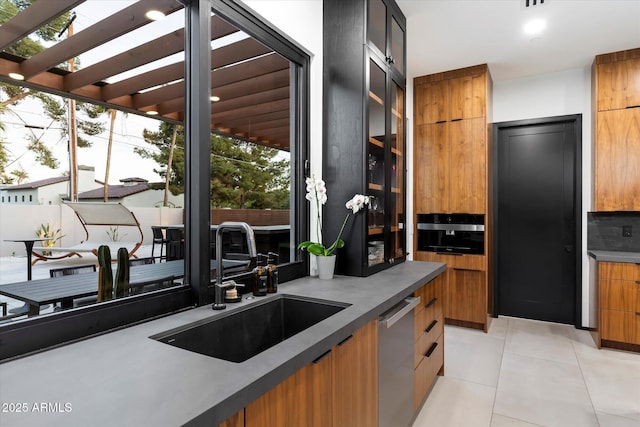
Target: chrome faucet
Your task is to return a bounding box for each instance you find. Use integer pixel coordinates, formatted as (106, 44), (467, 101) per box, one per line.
(212, 221), (257, 310)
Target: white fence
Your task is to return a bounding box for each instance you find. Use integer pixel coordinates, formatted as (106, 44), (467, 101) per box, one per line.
(0, 204), (183, 258)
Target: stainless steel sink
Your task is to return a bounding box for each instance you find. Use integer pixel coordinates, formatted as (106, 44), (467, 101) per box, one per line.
(151, 295), (349, 363)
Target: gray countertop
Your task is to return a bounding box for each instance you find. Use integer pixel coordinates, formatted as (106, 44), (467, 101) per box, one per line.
(587, 250), (640, 263)
(0, 260), (446, 427)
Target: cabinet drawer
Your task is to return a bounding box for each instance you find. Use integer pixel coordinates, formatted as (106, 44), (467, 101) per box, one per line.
(414, 310), (443, 368)
(413, 333), (443, 411)
(413, 297), (443, 340)
(600, 278), (640, 311)
(599, 262), (640, 281)
(600, 309), (640, 345)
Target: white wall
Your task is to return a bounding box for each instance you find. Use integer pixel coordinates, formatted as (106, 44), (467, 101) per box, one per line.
(0, 205), (183, 257)
(493, 66), (594, 328)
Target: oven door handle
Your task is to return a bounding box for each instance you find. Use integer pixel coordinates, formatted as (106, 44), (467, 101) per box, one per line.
(379, 297), (421, 328)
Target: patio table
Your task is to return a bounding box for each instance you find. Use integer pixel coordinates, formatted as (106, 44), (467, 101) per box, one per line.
(0, 259), (247, 317)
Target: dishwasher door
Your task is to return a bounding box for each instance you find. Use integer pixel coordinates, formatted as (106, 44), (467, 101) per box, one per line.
(379, 295), (420, 427)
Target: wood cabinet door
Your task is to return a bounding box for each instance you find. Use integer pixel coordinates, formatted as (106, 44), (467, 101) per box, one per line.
(332, 320), (378, 427)
(449, 118), (486, 213)
(414, 80), (448, 125)
(218, 411), (244, 427)
(245, 352), (333, 427)
(414, 123), (449, 213)
(597, 59), (640, 111)
(449, 75), (486, 120)
(595, 108), (640, 211)
(447, 268), (486, 324)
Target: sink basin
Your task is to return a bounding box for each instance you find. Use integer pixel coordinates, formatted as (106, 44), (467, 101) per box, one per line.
(152, 295), (349, 363)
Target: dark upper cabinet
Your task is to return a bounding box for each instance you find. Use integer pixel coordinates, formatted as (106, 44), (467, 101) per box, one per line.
(323, 0), (406, 276)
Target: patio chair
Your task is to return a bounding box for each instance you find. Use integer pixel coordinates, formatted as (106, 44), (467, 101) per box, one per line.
(151, 226), (169, 262)
(31, 202), (144, 265)
(50, 264), (98, 308)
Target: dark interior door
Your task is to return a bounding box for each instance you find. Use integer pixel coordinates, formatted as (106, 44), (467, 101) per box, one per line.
(495, 116), (580, 325)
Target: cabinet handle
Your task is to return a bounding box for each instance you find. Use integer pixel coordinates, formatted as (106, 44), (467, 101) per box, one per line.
(636, 312), (640, 316)
(425, 319), (438, 333)
(337, 334), (353, 346)
(625, 105), (640, 109)
(425, 297), (438, 309)
(452, 267), (481, 272)
(450, 118), (462, 121)
(435, 120), (447, 124)
(313, 349), (332, 364)
(425, 342), (439, 358)
(635, 281), (640, 285)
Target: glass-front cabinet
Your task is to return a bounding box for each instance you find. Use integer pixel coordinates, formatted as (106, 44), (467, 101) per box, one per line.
(323, 0), (406, 276)
(367, 57), (405, 268)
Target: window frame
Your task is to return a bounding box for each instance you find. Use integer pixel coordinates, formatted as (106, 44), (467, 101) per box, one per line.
(0, 0), (310, 362)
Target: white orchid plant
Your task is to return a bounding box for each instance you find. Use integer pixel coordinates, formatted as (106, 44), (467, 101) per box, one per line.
(298, 176), (370, 257)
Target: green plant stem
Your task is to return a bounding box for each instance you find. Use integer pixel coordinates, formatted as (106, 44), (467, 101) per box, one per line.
(325, 213), (351, 256)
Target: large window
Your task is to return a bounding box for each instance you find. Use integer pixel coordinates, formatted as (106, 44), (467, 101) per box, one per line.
(0, 0), (308, 360)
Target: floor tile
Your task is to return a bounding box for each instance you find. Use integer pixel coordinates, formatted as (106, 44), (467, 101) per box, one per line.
(576, 345), (640, 421)
(490, 414), (543, 427)
(494, 352), (599, 427)
(597, 412), (640, 427)
(504, 317), (579, 365)
(487, 316), (509, 339)
(444, 325), (505, 387)
(412, 376), (495, 427)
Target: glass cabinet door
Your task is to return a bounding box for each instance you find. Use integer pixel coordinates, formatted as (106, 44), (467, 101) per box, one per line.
(368, 59), (386, 267)
(390, 16), (405, 76)
(390, 80), (405, 261)
(368, 0), (386, 60)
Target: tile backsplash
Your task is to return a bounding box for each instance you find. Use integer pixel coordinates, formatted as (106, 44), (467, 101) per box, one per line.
(587, 211), (640, 252)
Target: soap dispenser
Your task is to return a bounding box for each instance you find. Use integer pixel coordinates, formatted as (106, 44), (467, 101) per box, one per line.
(266, 252), (279, 293)
(253, 254), (268, 296)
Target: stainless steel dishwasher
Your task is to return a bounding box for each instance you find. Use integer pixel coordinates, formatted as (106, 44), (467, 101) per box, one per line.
(379, 294), (421, 427)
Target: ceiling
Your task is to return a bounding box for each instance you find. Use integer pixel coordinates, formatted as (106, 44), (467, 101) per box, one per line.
(0, 0), (291, 150)
(397, 0), (640, 82)
(0, 0), (638, 150)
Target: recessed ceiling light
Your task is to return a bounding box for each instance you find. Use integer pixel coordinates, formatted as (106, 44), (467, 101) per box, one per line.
(210, 95), (221, 102)
(524, 19), (546, 36)
(8, 72), (24, 80)
(145, 10), (165, 21)
(145, 110), (158, 116)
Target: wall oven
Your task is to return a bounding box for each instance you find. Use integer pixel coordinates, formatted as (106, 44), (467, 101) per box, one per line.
(417, 213), (485, 255)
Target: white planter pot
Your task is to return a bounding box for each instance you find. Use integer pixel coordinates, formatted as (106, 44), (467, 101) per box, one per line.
(315, 254), (336, 280)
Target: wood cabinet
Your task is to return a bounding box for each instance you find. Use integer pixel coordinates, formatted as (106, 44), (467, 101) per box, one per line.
(413, 275), (445, 410)
(218, 411), (244, 427)
(594, 108), (640, 211)
(245, 349), (333, 427)
(447, 267), (486, 325)
(413, 65), (492, 332)
(332, 320), (378, 427)
(596, 262), (640, 351)
(323, 0), (406, 276)
(415, 252), (489, 331)
(413, 119), (485, 214)
(413, 65), (491, 215)
(415, 73), (486, 125)
(595, 55), (640, 111)
(593, 48), (640, 211)
(221, 320), (378, 427)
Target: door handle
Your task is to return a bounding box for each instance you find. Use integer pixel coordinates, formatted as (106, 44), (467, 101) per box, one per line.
(380, 297), (421, 328)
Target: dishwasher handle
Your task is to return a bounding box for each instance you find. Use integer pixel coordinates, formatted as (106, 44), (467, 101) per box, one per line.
(379, 296), (421, 328)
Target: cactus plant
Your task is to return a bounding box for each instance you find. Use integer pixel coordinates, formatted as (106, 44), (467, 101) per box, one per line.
(114, 247), (130, 298)
(97, 245), (113, 302)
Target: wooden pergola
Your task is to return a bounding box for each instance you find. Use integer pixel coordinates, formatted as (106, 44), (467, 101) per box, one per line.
(0, 0), (291, 150)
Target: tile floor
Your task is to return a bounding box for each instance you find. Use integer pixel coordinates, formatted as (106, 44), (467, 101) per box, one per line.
(412, 317), (640, 427)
